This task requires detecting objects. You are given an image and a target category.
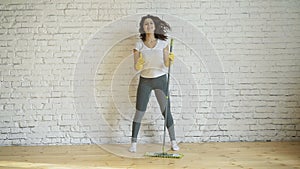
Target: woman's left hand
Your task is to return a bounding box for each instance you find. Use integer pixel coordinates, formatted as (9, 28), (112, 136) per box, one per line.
(168, 52), (175, 64)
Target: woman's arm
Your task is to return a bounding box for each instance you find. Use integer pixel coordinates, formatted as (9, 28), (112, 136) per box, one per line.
(133, 49), (139, 63)
(163, 44), (170, 67)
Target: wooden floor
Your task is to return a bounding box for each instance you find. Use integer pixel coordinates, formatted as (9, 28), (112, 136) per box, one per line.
(0, 142), (299, 169)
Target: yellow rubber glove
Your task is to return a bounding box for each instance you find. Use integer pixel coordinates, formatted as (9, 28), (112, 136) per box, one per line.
(135, 52), (145, 71)
(169, 52), (175, 64)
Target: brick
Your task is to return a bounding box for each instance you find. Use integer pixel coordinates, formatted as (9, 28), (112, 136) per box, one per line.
(0, 0), (299, 146)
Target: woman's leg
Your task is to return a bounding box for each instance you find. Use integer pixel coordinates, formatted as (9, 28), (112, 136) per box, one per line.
(129, 77), (152, 152)
(154, 89), (176, 141)
(131, 110), (145, 143)
(153, 75), (179, 151)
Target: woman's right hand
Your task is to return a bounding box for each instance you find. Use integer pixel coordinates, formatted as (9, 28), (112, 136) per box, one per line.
(135, 53), (145, 71)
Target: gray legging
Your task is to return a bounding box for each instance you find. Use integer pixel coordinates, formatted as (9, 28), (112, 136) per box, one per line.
(131, 74), (176, 143)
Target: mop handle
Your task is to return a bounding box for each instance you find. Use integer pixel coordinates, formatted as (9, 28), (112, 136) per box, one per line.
(170, 38), (173, 53)
(162, 38), (173, 153)
(166, 38), (173, 95)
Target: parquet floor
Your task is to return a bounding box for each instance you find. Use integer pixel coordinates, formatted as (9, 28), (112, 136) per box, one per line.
(0, 142), (299, 169)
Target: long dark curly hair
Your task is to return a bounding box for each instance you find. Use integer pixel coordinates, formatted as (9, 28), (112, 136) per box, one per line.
(139, 14), (171, 41)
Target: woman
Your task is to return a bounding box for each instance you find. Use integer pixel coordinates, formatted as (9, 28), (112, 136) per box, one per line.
(129, 14), (179, 153)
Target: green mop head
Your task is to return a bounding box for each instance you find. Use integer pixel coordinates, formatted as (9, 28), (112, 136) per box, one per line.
(144, 152), (184, 159)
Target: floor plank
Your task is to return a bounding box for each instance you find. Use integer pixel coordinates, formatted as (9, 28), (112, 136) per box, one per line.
(0, 142), (299, 169)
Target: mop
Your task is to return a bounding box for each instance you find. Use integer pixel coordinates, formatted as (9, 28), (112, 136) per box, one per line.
(144, 39), (184, 159)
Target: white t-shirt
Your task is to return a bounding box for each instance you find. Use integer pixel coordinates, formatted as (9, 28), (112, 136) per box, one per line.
(134, 39), (168, 78)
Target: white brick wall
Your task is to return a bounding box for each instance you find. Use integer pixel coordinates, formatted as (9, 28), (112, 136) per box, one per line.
(0, 0), (299, 145)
